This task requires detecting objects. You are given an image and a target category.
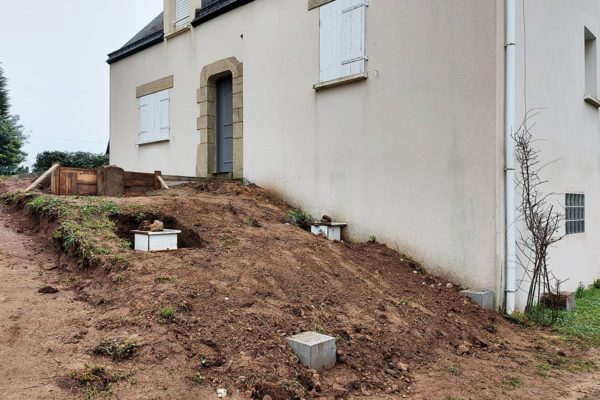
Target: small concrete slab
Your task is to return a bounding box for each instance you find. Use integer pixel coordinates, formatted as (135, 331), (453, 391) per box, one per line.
(286, 331), (336, 371)
(460, 289), (494, 310)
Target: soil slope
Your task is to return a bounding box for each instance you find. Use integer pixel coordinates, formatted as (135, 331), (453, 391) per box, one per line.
(1, 176), (599, 400)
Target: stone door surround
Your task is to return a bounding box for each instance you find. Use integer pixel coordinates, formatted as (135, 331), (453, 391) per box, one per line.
(196, 57), (243, 178)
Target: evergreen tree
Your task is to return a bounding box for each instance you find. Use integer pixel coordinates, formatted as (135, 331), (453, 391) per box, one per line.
(0, 65), (27, 175)
(0, 65), (9, 119)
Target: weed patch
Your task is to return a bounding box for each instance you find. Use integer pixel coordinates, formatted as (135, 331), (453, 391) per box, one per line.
(94, 337), (137, 360)
(158, 306), (176, 323)
(287, 209), (312, 231)
(154, 275), (177, 283)
(67, 364), (134, 399)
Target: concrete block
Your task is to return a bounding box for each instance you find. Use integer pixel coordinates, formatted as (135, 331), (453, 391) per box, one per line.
(286, 331), (336, 371)
(460, 289), (494, 310)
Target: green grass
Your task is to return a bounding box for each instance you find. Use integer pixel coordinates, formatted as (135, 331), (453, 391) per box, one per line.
(94, 337), (137, 360)
(154, 274), (177, 283)
(501, 375), (523, 389)
(243, 216), (260, 227)
(287, 208), (312, 230)
(554, 287), (600, 345)
(69, 364), (135, 399)
(158, 306), (176, 322)
(2, 191), (156, 268)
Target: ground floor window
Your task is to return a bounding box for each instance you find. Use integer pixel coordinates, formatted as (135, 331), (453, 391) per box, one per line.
(138, 89), (170, 144)
(565, 193), (585, 234)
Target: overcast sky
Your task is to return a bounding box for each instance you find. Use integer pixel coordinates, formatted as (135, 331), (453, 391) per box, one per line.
(0, 0), (163, 168)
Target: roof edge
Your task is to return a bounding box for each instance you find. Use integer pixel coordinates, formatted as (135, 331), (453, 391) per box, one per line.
(107, 31), (164, 65)
(191, 0), (254, 27)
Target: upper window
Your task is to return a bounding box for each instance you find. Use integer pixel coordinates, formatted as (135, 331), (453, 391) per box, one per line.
(584, 27), (599, 106)
(174, 0), (191, 29)
(319, 0), (367, 83)
(139, 89), (170, 144)
(565, 193), (585, 235)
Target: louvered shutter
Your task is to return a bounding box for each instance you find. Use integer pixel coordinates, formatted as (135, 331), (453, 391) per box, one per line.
(158, 90), (170, 140)
(319, 0), (367, 83)
(175, 0), (191, 28)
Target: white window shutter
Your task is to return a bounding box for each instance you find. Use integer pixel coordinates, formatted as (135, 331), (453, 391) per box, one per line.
(139, 95), (153, 143)
(158, 90), (170, 140)
(175, 0), (191, 28)
(319, 1), (344, 82)
(341, 0), (366, 76)
(138, 89), (170, 143)
(319, 0), (366, 83)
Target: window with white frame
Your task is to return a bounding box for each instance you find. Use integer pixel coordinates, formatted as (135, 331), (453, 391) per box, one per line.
(319, 0), (367, 83)
(139, 89), (170, 144)
(565, 193), (585, 235)
(174, 0), (191, 29)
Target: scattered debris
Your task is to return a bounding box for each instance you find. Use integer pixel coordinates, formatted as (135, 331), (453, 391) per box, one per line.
(216, 388), (228, 398)
(38, 286), (59, 294)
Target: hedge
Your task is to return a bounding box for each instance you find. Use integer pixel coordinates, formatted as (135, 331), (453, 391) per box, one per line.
(32, 151), (109, 173)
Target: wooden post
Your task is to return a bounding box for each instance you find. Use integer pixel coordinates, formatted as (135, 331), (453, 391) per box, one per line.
(25, 163), (59, 192)
(157, 175), (169, 190)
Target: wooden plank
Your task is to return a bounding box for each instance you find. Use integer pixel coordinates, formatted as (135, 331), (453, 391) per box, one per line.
(64, 172), (78, 196)
(76, 171), (97, 185)
(25, 163), (60, 192)
(78, 184), (97, 196)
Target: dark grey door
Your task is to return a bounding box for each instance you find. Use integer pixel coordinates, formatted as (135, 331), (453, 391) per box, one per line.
(216, 76), (233, 173)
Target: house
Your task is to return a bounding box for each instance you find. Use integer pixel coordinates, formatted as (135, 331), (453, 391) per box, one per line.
(107, 0), (600, 313)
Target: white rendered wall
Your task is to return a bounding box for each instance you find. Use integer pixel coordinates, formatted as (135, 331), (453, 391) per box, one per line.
(110, 0), (503, 292)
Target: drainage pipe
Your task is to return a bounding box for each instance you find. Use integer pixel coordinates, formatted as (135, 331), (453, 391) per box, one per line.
(504, 0), (517, 314)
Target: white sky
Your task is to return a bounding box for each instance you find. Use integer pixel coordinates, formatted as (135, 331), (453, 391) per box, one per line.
(0, 0), (163, 168)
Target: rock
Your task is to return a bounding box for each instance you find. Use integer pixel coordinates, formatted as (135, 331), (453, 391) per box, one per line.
(42, 263), (58, 271)
(137, 220), (152, 231)
(557, 350), (567, 357)
(332, 383), (346, 394)
(321, 215), (332, 223)
(149, 220), (164, 232)
(446, 283), (453, 288)
(38, 286), (59, 294)
(457, 344), (470, 355)
(262, 396), (273, 400)
(216, 388), (227, 398)
(396, 362), (409, 372)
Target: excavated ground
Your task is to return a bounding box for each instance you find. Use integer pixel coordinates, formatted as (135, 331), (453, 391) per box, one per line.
(1, 175), (600, 400)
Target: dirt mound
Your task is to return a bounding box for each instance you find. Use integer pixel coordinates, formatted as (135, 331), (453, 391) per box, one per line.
(0, 181), (543, 399)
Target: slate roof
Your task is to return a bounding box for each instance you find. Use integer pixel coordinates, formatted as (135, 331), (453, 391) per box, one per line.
(107, 0), (254, 65)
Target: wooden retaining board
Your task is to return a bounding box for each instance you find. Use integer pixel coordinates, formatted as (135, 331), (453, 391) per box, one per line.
(51, 167), (98, 196)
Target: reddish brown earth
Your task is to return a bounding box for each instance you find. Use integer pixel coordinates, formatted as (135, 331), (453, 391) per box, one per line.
(1, 175), (600, 399)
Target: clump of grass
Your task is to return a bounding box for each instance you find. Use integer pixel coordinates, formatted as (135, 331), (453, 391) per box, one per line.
(112, 273), (125, 283)
(189, 373), (206, 384)
(154, 275), (177, 283)
(158, 306), (176, 322)
(592, 279), (600, 289)
(501, 375), (523, 389)
(243, 216), (261, 227)
(445, 366), (461, 376)
(287, 208), (312, 231)
(112, 254), (130, 266)
(368, 235), (378, 243)
(69, 364), (134, 399)
(0, 190), (24, 204)
(94, 337), (137, 360)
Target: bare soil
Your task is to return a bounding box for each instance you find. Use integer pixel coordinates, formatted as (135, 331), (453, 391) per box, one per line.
(1, 176), (600, 399)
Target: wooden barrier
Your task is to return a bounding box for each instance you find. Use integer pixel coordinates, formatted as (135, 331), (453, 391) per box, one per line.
(50, 165), (164, 197)
(51, 167), (98, 196)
